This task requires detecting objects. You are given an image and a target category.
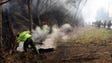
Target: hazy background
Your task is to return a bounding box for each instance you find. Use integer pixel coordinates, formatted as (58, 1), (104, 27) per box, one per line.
(82, 0), (112, 25)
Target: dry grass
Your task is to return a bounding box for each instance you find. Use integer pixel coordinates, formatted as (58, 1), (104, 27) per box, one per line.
(67, 26), (112, 45)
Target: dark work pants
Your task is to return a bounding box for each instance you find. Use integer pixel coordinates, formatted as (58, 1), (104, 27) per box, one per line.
(24, 38), (37, 54)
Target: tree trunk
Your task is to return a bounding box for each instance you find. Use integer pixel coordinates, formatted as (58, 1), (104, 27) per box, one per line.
(2, 6), (16, 51)
(28, 0), (33, 32)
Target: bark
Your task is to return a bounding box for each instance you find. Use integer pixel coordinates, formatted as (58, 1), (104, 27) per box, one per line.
(2, 5), (16, 51)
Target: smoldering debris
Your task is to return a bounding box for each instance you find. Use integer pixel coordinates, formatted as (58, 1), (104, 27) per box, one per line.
(34, 23), (73, 50)
(17, 24), (73, 52)
(34, 24), (72, 49)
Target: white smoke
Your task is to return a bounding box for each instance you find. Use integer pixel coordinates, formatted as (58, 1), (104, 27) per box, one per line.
(31, 25), (50, 43)
(17, 24), (73, 52)
(35, 25), (60, 49)
(34, 23), (72, 50)
(59, 23), (72, 42)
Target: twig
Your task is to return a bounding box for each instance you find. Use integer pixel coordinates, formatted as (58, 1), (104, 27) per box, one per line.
(14, 12), (37, 27)
(14, 12), (30, 22)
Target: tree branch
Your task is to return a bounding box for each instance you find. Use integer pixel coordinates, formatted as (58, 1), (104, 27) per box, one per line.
(0, 0), (10, 5)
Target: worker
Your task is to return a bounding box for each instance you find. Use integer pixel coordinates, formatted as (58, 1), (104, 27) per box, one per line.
(17, 31), (37, 54)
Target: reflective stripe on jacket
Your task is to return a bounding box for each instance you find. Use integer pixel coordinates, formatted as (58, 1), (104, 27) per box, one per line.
(17, 31), (31, 43)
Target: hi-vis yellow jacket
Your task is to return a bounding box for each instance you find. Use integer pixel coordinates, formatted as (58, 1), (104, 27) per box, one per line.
(17, 31), (31, 43)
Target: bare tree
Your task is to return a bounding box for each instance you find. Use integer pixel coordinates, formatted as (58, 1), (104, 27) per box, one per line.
(2, 0), (87, 51)
(103, 20), (107, 28)
(2, 6), (16, 51)
(107, 20), (112, 29)
(27, 0), (33, 32)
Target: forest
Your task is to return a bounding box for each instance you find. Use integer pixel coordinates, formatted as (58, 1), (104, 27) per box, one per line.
(0, 0), (112, 63)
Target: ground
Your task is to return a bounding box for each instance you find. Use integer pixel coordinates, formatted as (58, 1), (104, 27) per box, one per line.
(0, 41), (112, 63)
(0, 27), (112, 63)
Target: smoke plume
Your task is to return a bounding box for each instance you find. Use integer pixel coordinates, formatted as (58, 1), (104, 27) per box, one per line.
(17, 23), (72, 52)
(33, 24), (72, 50)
